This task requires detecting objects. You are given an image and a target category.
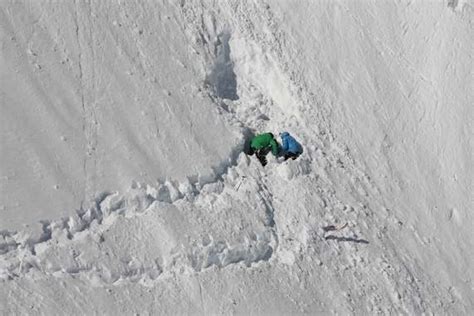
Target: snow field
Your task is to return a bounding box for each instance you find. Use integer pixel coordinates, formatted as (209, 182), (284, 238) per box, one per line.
(1, 0), (473, 314)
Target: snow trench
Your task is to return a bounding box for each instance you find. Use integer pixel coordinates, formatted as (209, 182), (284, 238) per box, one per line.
(0, 3), (317, 287)
(0, 11), (287, 285)
(0, 71), (279, 285)
(0, 147), (279, 285)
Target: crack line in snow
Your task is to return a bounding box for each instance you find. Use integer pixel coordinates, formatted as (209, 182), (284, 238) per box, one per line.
(73, 0), (89, 211)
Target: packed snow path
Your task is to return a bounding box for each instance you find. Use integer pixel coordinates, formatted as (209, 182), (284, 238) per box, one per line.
(1, 0), (473, 314)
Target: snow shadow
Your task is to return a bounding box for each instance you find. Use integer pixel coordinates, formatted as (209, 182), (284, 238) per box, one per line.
(206, 32), (239, 100)
(324, 235), (369, 244)
(242, 128), (256, 155)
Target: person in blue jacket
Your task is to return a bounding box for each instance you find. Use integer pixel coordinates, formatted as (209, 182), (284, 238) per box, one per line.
(279, 132), (303, 161)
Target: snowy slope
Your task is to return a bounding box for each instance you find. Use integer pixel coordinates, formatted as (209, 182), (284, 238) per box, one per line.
(0, 1), (237, 229)
(1, 0), (473, 314)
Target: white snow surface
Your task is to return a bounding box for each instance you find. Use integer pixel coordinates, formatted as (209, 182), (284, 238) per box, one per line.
(1, 0), (473, 314)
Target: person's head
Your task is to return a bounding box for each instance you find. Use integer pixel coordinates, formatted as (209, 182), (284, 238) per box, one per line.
(280, 131), (289, 138)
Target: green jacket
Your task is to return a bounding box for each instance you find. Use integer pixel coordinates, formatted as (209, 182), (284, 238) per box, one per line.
(250, 133), (279, 156)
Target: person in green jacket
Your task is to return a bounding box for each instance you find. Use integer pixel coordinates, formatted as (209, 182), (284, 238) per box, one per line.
(248, 132), (280, 166)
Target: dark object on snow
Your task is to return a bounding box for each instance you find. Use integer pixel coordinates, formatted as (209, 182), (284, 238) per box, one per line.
(322, 223), (348, 232)
(324, 235), (369, 244)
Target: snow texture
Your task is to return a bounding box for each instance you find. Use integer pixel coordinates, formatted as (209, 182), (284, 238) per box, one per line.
(0, 0), (473, 314)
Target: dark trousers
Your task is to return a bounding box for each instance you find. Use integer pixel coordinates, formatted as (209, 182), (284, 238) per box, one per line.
(284, 152), (299, 161)
(249, 147), (270, 166)
(256, 147), (271, 158)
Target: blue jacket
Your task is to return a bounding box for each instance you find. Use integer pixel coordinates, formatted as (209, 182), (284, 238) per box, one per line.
(280, 132), (303, 155)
